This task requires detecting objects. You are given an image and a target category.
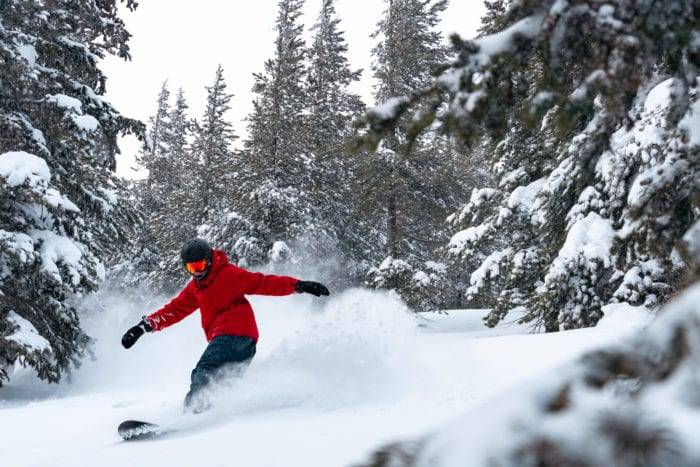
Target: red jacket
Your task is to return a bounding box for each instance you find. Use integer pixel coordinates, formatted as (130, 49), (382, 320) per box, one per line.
(145, 249), (298, 342)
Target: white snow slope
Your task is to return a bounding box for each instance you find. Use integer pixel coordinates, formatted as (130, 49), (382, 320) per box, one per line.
(0, 289), (649, 467)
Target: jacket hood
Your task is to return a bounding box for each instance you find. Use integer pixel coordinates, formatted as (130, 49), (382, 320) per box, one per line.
(194, 249), (229, 289)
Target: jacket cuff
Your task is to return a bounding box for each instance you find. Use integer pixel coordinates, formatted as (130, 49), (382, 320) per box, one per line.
(142, 316), (155, 332)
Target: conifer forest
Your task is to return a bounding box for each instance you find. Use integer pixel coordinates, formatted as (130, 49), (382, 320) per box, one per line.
(2, 1), (700, 466)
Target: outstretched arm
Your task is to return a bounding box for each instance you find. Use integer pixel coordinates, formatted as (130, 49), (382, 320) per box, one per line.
(122, 286), (198, 349)
(144, 283), (199, 332)
(233, 266), (299, 296)
(232, 266), (330, 297)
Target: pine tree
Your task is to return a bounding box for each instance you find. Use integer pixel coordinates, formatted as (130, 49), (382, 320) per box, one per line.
(161, 88), (197, 245)
(244, 0), (307, 174)
(169, 89), (190, 166)
(131, 81), (171, 283)
(361, 0), (465, 311)
(0, 0), (142, 385)
(205, 0), (311, 268)
(303, 0), (369, 283)
(122, 83), (185, 292)
(357, 4), (700, 460)
(137, 81), (172, 216)
(307, 0), (364, 150)
(371, 0), (448, 106)
(191, 65), (238, 222)
(150, 88), (197, 289)
(360, 0), (700, 328)
(478, 0), (508, 35)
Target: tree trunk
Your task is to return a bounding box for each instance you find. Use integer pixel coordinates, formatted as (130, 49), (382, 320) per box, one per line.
(387, 190), (398, 257)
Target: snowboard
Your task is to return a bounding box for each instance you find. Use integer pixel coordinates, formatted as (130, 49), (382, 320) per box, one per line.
(118, 420), (169, 441)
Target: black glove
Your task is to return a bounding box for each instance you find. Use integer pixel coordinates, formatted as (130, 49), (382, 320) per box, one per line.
(295, 280), (330, 297)
(121, 318), (152, 349)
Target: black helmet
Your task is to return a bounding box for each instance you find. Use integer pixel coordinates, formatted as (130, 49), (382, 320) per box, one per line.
(181, 238), (212, 264)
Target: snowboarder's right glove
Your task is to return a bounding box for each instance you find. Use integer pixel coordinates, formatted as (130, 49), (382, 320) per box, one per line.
(121, 318), (152, 349)
(295, 280), (330, 297)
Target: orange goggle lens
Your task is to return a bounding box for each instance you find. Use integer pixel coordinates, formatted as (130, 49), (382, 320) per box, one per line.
(185, 260), (208, 274)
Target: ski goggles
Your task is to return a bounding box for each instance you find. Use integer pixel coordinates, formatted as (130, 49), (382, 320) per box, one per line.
(184, 260), (208, 274)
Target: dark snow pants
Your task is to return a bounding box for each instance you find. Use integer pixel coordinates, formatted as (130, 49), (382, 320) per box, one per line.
(184, 334), (256, 412)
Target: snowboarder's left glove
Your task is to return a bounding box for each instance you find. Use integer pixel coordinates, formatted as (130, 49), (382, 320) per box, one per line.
(121, 318), (152, 349)
(296, 280), (330, 297)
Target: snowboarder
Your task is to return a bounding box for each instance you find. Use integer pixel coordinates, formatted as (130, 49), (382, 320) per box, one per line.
(121, 238), (329, 412)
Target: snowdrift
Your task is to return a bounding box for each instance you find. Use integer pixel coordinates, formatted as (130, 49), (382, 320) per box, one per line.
(0, 287), (648, 467)
(360, 291), (700, 466)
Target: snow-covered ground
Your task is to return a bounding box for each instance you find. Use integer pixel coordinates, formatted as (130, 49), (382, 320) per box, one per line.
(0, 289), (650, 467)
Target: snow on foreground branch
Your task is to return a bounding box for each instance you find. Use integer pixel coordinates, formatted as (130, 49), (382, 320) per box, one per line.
(359, 285), (700, 467)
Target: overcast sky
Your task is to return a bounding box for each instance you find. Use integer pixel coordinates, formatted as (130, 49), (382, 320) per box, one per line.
(102, 0), (487, 179)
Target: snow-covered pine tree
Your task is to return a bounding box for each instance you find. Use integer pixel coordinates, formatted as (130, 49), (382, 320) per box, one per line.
(307, 0), (364, 151)
(128, 69), (237, 293)
(0, 0), (142, 385)
(303, 0), (369, 283)
(360, 0), (700, 329)
(204, 0), (311, 268)
(479, 0), (508, 35)
(127, 82), (172, 290)
(361, 0), (468, 311)
(152, 88), (199, 283)
(137, 81), (172, 216)
(128, 86), (197, 292)
(434, 133), (495, 309)
(191, 65), (238, 222)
